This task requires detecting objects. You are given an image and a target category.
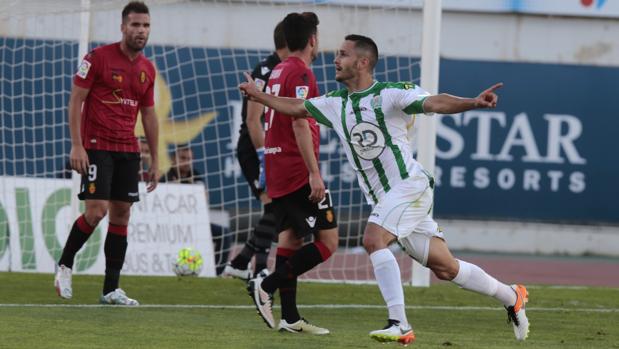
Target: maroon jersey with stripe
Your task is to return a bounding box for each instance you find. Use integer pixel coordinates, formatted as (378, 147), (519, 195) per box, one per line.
(73, 42), (155, 153)
(264, 56), (320, 198)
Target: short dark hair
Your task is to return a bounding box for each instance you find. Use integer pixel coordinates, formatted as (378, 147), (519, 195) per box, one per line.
(345, 34), (379, 70)
(282, 12), (319, 52)
(273, 21), (286, 50)
(174, 143), (191, 154)
(122, 1), (149, 22)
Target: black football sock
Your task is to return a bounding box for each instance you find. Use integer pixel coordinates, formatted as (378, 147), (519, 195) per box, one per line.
(58, 215), (95, 269)
(103, 224), (128, 295)
(230, 248), (251, 270)
(260, 247), (295, 294)
(287, 241), (332, 276)
(251, 203), (275, 273)
(231, 203), (275, 271)
(279, 270), (299, 323)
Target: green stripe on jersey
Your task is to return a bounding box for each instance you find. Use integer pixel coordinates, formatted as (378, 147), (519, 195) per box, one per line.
(373, 91), (409, 180)
(304, 100), (333, 128)
(340, 93), (378, 203)
(351, 95), (390, 193)
(402, 96), (427, 115)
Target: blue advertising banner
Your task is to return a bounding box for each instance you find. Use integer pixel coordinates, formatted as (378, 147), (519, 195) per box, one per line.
(1, 38), (617, 223)
(435, 58), (619, 223)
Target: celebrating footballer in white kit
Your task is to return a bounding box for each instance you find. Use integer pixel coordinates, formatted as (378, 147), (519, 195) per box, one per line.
(240, 34), (530, 345)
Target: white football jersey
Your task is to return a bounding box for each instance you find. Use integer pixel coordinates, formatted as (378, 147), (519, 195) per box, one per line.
(304, 81), (432, 205)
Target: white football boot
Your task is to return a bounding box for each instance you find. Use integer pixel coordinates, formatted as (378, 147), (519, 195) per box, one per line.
(54, 264), (73, 299)
(505, 284), (530, 340)
(369, 319), (415, 345)
(100, 288), (139, 306)
(278, 318), (330, 335)
(222, 262), (252, 280)
(247, 275), (275, 328)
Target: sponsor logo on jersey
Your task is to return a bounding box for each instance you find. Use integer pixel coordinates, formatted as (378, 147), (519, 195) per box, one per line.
(254, 78), (266, 91)
(261, 66), (271, 76)
(325, 209), (334, 223)
(101, 89), (139, 107)
(296, 86), (309, 99)
(305, 216), (317, 228)
(264, 147), (282, 154)
(76, 59), (91, 79)
(140, 71), (146, 84)
(350, 122), (387, 160)
(112, 73), (123, 83)
(88, 183), (96, 194)
(270, 69), (282, 79)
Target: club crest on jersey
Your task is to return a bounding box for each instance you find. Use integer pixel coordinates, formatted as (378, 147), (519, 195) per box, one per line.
(350, 122), (386, 160)
(326, 209), (334, 223)
(140, 71), (146, 84)
(112, 73), (123, 83)
(76, 59), (91, 79)
(254, 78), (266, 91)
(371, 95), (382, 110)
(296, 86), (309, 99)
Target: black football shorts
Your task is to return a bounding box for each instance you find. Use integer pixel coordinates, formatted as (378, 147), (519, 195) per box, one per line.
(78, 149), (140, 202)
(272, 183), (338, 238)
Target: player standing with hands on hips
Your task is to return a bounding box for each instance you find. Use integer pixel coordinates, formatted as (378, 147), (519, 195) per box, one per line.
(240, 34), (529, 344)
(54, 1), (159, 306)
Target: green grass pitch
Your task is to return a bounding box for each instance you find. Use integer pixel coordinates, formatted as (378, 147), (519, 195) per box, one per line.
(1, 272), (618, 348)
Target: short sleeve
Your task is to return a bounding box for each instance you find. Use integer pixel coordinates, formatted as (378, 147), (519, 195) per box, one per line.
(73, 51), (100, 89)
(250, 62), (269, 92)
(304, 95), (334, 128)
(391, 82), (431, 115)
(284, 70), (314, 100)
(141, 76), (155, 107)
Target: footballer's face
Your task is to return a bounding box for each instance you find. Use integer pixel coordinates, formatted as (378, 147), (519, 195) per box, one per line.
(334, 40), (359, 83)
(122, 13), (150, 52)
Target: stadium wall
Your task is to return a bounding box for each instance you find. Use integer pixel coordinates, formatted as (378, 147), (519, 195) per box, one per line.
(2, 2), (618, 256)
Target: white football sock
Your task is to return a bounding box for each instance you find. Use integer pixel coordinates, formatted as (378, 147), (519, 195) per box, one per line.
(452, 259), (517, 306)
(370, 248), (409, 327)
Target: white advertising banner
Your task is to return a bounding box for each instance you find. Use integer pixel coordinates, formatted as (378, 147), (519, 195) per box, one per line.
(0, 177), (216, 277)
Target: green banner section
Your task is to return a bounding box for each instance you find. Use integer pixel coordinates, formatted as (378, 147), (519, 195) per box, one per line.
(0, 202), (8, 260)
(41, 188), (101, 272)
(15, 188), (36, 269)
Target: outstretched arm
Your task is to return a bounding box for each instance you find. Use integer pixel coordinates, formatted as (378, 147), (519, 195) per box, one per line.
(423, 82), (503, 114)
(239, 72), (309, 118)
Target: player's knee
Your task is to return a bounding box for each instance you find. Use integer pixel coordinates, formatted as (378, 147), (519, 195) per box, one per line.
(363, 234), (382, 254)
(85, 207), (107, 226)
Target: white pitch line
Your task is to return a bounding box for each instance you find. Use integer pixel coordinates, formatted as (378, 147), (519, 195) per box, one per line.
(0, 304), (617, 313)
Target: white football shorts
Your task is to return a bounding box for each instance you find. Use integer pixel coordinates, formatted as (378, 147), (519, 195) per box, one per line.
(367, 176), (444, 266)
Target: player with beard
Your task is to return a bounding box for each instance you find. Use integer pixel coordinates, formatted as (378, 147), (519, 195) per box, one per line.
(240, 34), (529, 344)
(54, 1), (159, 306)
(246, 12), (338, 335)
